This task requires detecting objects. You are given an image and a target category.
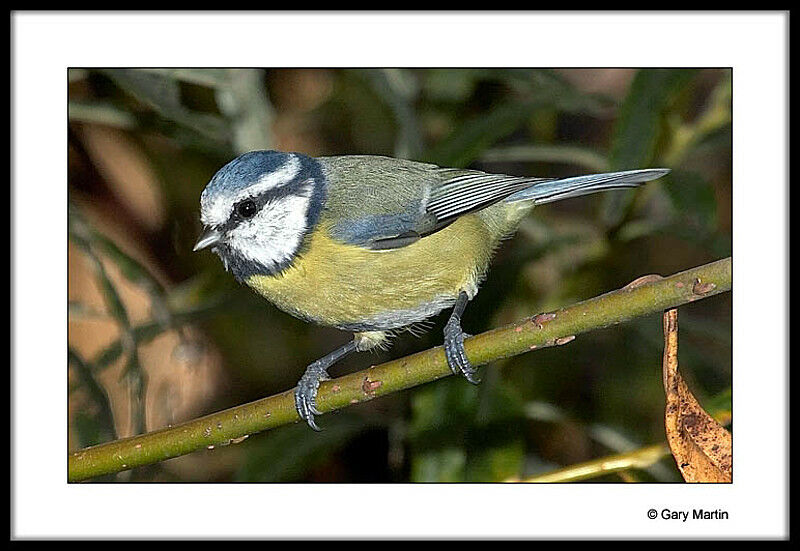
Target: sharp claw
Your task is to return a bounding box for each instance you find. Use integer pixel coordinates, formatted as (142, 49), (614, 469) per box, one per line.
(463, 369), (481, 385)
(296, 391), (323, 431)
(444, 317), (480, 385)
(306, 414), (321, 432)
(295, 366), (327, 431)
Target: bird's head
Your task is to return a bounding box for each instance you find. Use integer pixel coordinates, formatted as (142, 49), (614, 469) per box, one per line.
(194, 150), (326, 281)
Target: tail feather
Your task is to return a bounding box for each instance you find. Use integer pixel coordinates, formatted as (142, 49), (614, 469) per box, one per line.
(505, 168), (670, 205)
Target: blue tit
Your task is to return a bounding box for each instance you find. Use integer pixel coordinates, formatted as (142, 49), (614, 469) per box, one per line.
(194, 150), (669, 430)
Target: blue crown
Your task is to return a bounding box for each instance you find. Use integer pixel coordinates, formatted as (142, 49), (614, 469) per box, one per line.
(205, 150), (295, 197)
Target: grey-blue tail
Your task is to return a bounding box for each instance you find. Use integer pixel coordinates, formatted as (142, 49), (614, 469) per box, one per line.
(505, 168), (670, 205)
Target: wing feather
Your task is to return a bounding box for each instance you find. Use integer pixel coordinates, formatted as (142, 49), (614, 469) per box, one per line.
(427, 170), (551, 222)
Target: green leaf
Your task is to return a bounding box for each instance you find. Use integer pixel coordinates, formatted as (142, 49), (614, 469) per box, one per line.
(421, 69), (483, 102)
(422, 69), (613, 168)
(610, 69), (694, 169)
(408, 373), (525, 482)
(704, 388), (732, 418)
(603, 69), (695, 226)
(423, 101), (541, 168)
(664, 72), (731, 166)
(662, 170), (718, 232)
(89, 230), (173, 329)
(412, 447), (466, 482)
(69, 217), (131, 330)
(69, 206), (147, 435)
(464, 433), (524, 482)
(73, 412), (113, 450)
(464, 373), (526, 481)
(408, 378), (477, 481)
(92, 300), (222, 371)
(101, 69), (230, 144)
(523, 69), (615, 115)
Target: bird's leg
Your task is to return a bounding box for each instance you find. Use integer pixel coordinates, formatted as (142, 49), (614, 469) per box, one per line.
(295, 339), (359, 431)
(444, 291), (480, 384)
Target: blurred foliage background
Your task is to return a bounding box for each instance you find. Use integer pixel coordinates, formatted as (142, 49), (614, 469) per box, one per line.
(67, 68), (731, 482)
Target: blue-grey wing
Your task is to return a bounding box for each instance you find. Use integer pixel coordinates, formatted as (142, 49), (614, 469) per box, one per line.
(328, 211), (439, 249)
(319, 155), (551, 249)
(318, 155), (668, 250)
(320, 155), (440, 248)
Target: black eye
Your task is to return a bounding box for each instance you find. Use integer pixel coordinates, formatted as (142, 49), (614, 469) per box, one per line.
(236, 199), (257, 219)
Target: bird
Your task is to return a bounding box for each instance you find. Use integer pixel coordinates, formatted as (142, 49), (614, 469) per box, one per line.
(194, 150), (669, 430)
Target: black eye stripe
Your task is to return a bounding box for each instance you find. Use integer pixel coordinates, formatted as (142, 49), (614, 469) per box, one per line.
(221, 180), (313, 232)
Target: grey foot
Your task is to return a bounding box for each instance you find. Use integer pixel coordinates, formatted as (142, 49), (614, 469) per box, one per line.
(294, 340), (359, 431)
(294, 361), (330, 431)
(444, 316), (480, 384)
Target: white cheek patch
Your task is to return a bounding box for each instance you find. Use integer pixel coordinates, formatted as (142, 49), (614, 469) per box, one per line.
(227, 194), (311, 268)
(200, 155), (302, 227)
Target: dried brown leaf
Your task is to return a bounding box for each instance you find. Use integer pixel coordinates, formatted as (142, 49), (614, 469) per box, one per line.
(663, 309), (732, 482)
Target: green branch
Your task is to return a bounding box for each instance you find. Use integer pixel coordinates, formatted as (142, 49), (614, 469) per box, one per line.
(68, 257), (731, 482)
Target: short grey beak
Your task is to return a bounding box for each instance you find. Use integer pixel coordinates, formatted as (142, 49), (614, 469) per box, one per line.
(193, 227), (222, 252)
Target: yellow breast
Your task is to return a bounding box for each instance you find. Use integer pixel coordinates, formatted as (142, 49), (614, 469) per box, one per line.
(246, 214), (499, 331)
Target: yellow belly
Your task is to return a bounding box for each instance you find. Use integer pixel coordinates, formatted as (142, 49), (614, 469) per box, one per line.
(246, 214), (499, 331)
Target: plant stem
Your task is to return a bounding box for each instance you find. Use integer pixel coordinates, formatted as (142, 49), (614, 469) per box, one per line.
(507, 443), (670, 483)
(69, 257), (731, 482)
